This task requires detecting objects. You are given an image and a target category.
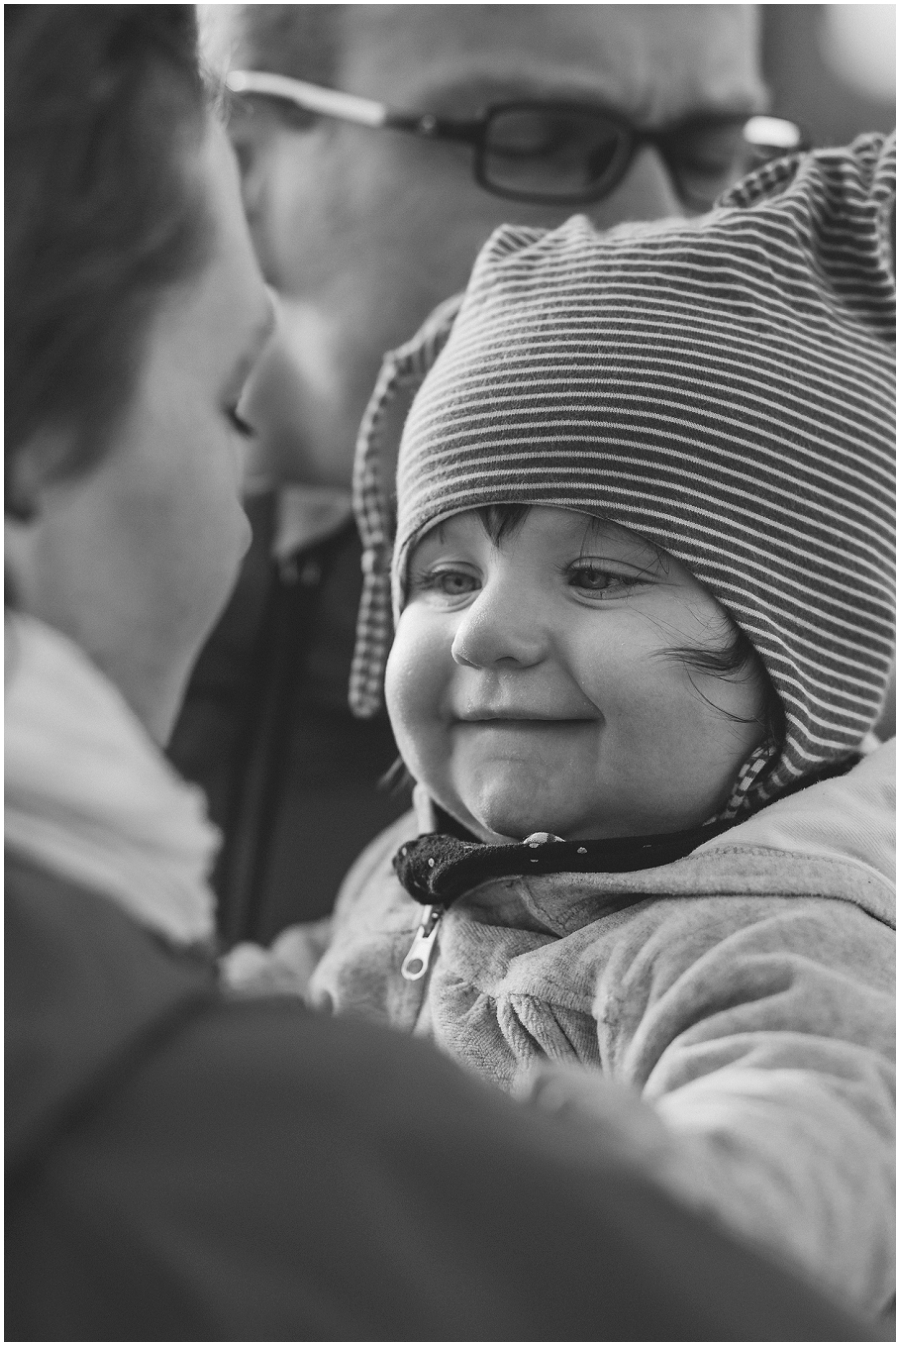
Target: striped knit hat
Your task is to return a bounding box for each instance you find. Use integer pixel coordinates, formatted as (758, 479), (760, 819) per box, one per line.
(351, 135), (895, 810)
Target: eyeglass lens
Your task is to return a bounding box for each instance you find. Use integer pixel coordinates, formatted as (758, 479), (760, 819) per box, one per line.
(481, 106), (633, 202)
(481, 106), (787, 209)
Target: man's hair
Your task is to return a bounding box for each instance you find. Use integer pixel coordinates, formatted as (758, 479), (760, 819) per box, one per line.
(5, 5), (211, 509)
(201, 4), (345, 87)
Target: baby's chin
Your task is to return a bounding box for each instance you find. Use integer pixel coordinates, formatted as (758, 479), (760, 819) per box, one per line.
(448, 782), (683, 845)
(454, 790), (579, 845)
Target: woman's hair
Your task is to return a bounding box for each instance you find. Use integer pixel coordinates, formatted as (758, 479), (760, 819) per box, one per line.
(5, 5), (211, 512)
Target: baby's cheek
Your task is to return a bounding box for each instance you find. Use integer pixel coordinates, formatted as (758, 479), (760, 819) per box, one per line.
(384, 615), (450, 767)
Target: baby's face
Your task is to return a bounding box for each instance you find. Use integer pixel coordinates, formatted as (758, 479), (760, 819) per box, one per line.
(386, 506), (768, 842)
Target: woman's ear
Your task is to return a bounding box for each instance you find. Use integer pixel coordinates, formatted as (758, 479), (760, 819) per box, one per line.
(5, 487), (43, 612)
(5, 424), (100, 645)
(6, 485), (36, 525)
(5, 428), (74, 523)
(5, 429), (73, 613)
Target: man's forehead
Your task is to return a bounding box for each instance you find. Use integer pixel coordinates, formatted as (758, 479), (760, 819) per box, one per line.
(342, 5), (765, 123)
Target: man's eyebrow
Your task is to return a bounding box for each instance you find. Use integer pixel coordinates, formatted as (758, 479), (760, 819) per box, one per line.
(410, 73), (599, 112)
(405, 69), (767, 122)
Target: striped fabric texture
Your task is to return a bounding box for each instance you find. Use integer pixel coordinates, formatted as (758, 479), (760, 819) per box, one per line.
(351, 135), (895, 807)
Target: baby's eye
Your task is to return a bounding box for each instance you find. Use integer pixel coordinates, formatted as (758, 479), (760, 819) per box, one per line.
(411, 566), (480, 598)
(568, 563), (626, 593)
(435, 570), (478, 596)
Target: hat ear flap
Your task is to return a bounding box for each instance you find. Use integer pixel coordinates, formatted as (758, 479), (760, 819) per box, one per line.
(349, 292), (464, 719)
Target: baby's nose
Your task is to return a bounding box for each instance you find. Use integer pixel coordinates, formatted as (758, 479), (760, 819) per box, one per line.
(450, 583), (546, 669)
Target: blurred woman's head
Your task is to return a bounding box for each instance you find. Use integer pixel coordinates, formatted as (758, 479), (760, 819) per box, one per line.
(5, 6), (273, 740)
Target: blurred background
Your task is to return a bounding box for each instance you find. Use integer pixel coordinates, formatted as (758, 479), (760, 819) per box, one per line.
(761, 4), (895, 143)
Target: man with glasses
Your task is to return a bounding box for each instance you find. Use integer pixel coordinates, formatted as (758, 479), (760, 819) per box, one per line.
(172, 4), (797, 944)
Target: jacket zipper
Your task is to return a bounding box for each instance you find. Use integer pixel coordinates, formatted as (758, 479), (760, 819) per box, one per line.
(401, 904), (443, 981)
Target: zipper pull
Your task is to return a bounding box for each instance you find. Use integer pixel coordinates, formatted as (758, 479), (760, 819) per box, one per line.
(401, 904), (443, 981)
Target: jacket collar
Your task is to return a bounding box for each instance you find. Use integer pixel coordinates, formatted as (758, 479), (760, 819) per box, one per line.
(5, 614), (219, 948)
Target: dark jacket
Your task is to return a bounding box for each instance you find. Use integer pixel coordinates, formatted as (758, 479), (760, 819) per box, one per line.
(5, 854), (880, 1342)
(167, 496), (410, 945)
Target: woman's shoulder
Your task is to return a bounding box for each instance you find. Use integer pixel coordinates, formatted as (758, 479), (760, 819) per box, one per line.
(6, 854), (217, 1177)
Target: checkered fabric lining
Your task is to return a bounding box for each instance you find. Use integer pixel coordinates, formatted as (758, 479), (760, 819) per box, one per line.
(350, 293), (462, 719)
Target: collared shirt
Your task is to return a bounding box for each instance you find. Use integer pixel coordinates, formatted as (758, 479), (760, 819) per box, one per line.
(272, 482), (353, 574)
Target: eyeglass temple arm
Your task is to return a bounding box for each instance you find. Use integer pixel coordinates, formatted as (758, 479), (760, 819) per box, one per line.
(742, 114), (808, 151)
(225, 70), (387, 125)
(225, 70), (482, 143)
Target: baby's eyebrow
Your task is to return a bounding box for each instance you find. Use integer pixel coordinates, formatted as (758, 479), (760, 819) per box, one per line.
(421, 523), (448, 548)
(577, 515), (663, 567)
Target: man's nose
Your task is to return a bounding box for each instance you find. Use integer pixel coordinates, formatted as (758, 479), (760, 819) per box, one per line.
(582, 144), (685, 228)
(450, 581), (547, 670)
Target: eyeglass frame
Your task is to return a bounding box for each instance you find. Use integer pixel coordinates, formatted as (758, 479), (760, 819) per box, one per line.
(225, 68), (807, 210)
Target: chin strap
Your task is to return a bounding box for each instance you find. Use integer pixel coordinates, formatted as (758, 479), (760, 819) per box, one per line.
(393, 819), (737, 908)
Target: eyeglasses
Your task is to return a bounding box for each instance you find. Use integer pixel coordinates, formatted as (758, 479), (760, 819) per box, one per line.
(225, 69), (807, 213)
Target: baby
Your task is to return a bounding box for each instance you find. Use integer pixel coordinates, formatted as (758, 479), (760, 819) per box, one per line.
(281, 136), (895, 1311)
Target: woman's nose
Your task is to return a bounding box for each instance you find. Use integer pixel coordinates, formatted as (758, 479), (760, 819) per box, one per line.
(450, 582), (546, 669)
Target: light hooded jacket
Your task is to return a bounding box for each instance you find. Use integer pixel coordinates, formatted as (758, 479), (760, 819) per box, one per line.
(7, 615), (885, 1342)
(309, 745), (895, 1312)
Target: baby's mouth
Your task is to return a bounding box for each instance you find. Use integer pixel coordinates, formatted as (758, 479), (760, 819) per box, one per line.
(455, 712), (598, 726)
